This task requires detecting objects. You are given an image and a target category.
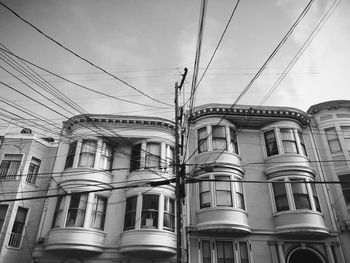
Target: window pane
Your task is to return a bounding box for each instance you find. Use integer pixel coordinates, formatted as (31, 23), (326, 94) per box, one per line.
(215, 176), (232, 207)
(280, 128), (298, 154)
(339, 174), (350, 205)
(239, 242), (249, 263)
(141, 195), (159, 228)
(264, 130), (278, 156)
(310, 183), (321, 212)
(9, 207), (28, 248)
(163, 197), (175, 231)
(52, 196), (65, 228)
(79, 140), (96, 167)
(130, 144), (141, 172)
(124, 196), (137, 230)
(202, 240), (212, 263)
(325, 128), (342, 153)
(272, 182), (289, 211)
(99, 142), (113, 171)
(216, 241), (234, 263)
(200, 178), (211, 208)
(230, 128), (238, 154)
(26, 157), (41, 184)
(66, 194), (88, 227)
(0, 205), (8, 231)
(145, 143), (161, 169)
(212, 126), (227, 150)
(298, 131), (307, 156)
(65, 141), (77, 169)
(91, 196), (107, 230)
(291, 180), (311, 210)
(198, 127), (208, 153)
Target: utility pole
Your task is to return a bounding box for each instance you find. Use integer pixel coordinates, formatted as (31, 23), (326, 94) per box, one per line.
(175, 68), (188, 263)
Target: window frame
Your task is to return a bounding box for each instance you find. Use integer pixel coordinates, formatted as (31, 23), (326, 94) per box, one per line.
(270, 177), (321, 213)
(90, 195), (108, 230)
(0, 204), (8, 233)
(8, 207), (28, 248)
(198, 174), (245, 210)
(0, 154), (22, 181)
(78, 140), (97, 168)
(99, 142), (114, 171)
(338, 174), (350, 206)
(65, 141), (77, 169)
(26, 157), (41, 185)
(65, 193), (88, 227)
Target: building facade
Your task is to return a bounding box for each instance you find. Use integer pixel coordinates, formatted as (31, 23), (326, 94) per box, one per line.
(0, 128), (57, 263)
(0, 101), (349, 263)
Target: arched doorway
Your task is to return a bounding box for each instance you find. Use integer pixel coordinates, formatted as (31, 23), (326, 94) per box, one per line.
(288, 248), (325, 263)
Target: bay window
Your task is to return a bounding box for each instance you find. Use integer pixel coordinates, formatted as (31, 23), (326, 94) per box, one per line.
(201, 240), (251, 263)
(197, 125), (239, 154)
(263, 128), (307, 157)
(78, 140), (97, 167)
(198, 174), (245, 210)
(271, 177), (320, 213)
(124, 194), (175, 232)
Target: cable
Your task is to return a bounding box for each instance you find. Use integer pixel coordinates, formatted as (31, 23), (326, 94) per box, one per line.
(0, 2), (172, 107)
(183, 0), (315, 164)
(0, 45), (167, 110)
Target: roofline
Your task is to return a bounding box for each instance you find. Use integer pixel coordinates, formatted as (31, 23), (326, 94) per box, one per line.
(307, 100), (350, 115)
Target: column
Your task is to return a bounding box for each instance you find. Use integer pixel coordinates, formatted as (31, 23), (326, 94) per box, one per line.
(325, 243), (335, 263)
(277, 242), (286, 263)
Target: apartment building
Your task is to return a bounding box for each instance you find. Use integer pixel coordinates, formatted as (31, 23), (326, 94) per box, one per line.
(33, 115), (177, 263)
(1, 101), (349, 263)
(185, 103), (346, 263)
(0, 128), (57, 263)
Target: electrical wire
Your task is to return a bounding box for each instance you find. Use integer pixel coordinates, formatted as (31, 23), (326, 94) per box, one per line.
(0, 2), (172, 107)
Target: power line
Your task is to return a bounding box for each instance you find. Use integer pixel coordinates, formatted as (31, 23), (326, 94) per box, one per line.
(0, 45), (168, 110)
(0, 2), (172, 107)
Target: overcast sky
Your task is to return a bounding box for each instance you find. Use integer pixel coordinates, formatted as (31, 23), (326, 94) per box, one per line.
(0, 0), (349, 136)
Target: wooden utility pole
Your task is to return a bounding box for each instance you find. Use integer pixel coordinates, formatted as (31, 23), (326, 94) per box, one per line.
(175, 68), (188, 263)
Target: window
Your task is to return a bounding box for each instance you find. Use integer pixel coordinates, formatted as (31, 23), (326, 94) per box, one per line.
(264, 130), (278, 157)
(124, 194), (175, 231)
(212, 126), (227, 151)
(0, 154), (21, 180)
(280, 128), (298, 154)
(0, 205), (8, 232)
(230, 128), (238, 154)
(163, 196), (175, 231)
(145, 143), (161, 169)
(272, 181), (289, 212)
(99, 142), (114, 171)
(26, 157), (41, 184)
(290, 179), (311, 210)
(235, 181), (245, 209)
(216, 241), (234, 263)
(325, 127), (342, 153)
(167, 146), (175, 173)
(141, 194), (159, 229)
(52, 196), (65, 228)
(130, 143), (141, 172)
(198, 127), (208, 153)
(200, 177), (211, 208)
(341, 126), (350, 152)
(215, 175), (232, 207)
(199, 175), (245, 210)
(90, 196), (107, 230)
(78, 140), (97, 167)
(66, 194), (88, 227)
(65, 141), (77, 169)
(201, 240), (250, 263)
(264, 128), (307, 157)
(8, 207), (28, 248)
(338, 174), (350, 206)
(124, 196), (137, 230)
(271, 178), (320, 212)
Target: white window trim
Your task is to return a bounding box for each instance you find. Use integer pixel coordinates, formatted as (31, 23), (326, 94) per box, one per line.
(269, 176), (320, 214)
(197, 173), (245, 211)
